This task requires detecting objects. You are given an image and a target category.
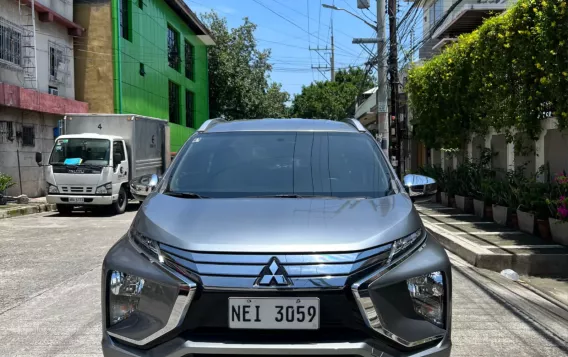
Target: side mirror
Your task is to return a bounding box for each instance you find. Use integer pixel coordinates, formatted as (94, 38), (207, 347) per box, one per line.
(403, 174), (437, 203)
(35, 152), (43, 166)
(130, 173), (160, 201)
(113, 153), (122, 169)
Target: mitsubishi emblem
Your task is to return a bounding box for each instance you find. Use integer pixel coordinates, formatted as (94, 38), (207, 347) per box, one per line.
(255, 257), (292, 287)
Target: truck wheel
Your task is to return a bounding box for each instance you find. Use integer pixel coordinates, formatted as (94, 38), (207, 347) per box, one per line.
(57, 204), (73, 215)
(112, 186), (128, 215)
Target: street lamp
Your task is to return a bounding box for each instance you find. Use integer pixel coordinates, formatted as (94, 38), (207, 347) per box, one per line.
(321, 4), (377, 30)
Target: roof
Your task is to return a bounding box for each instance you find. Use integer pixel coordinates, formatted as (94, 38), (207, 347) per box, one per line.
(202, 119), (364, 133)
(58, 133), (123, 140)
(165, 0), (215, 45)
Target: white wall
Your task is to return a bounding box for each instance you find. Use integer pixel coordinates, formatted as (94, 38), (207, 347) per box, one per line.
(0, 0), (75, 99)
(0, 107), (59, 197)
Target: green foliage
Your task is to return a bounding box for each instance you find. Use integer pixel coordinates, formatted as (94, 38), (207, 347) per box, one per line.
(0, 173), (15, 192)
(406, 0), (568, 150)
(291, 68), (374, 120)
(202, 12), (290, 120)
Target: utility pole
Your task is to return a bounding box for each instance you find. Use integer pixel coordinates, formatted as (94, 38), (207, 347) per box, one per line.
(310, 21), (335, 81)
(376, 0), (389, 157)
(330, 20), (335, 81)
(388, 0), (400, 177)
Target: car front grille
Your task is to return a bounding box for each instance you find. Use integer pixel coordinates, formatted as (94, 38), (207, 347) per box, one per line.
(158, 242), (393, 290)
(60, 186), (94, 194)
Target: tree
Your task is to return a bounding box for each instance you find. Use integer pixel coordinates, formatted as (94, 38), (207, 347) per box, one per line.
(201, 12), (290, 120)
(291, 67), (374, 120)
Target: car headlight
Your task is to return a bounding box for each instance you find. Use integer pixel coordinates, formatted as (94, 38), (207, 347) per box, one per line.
(47, 183), (59, 194)
(407, 271), (445, 328)
(108, 271), (145, 326)
(129, 227), (164, 263)
(387, 228), (424, 264)
(96, 182), (113, 195)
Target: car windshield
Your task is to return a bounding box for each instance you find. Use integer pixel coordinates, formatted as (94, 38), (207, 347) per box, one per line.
(49, 138), (111, 166)
(166, 131), (394, 199)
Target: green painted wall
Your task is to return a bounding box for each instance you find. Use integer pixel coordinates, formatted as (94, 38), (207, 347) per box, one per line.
(112, 0), (209, 152)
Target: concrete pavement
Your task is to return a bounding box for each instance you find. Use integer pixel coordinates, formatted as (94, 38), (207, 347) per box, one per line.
(0, 209), (567, 356)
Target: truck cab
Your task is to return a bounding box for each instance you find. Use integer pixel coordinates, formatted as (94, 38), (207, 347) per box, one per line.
(45, 133), (130, 215)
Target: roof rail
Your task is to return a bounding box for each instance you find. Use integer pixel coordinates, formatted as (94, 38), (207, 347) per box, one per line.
(197, 118), (227, 132)
(342, 118), (367, 132)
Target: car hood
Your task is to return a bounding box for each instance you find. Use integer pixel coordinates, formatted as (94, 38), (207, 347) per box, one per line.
(134, 193), (423, 253)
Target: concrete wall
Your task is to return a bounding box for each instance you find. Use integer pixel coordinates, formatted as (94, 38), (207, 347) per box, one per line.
(545, 129), (568, 177)
(0, 0), (75, 99)
(0, 107), (59, 198)
(73, 1), (115, 113)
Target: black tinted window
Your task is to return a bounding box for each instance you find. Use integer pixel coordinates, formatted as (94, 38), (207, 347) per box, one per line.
(167, 132), (392, 198)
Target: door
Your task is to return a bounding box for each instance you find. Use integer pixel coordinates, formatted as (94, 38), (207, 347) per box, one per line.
(112, 140), (128, 190)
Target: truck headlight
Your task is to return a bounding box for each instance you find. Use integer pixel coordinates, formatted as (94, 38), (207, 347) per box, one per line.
(96, 183), (113, 195)
(47, 183), (59, 194)
(108, 271), (145, 326)
(407, 271), (445, 328)
(387, 228), (423, 264)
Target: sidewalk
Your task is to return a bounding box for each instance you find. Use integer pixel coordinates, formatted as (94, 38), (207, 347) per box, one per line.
(416, 202), (568, 277)
(416, 201), (568, 308)
(0, 197), (55, 220)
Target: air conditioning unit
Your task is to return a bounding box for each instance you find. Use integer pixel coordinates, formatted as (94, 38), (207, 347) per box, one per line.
(48, 87), (58, 96)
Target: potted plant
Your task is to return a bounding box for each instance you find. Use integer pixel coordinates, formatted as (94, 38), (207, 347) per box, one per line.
(490, 179), (512, 226)
(454, 161), (474, 213)
(444, 168), (458, 208)
(0, 173), (15, 205)
(515, 180), (538, 234)
(548, 195), (568, 245)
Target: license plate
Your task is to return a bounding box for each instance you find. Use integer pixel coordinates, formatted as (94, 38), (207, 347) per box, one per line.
(229, 297), (319, 330)
(68, 197), (84, 203)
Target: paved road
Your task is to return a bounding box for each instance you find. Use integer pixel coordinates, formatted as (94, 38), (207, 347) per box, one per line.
(1, 209), (567, 357)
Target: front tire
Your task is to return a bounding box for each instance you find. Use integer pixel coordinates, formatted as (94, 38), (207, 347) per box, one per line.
(56, 204), (73, 215)
(112, 186), (128, 215)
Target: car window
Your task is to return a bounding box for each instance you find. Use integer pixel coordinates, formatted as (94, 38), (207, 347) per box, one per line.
(113, 141), (125, 161)
(167, 131), (392, 198)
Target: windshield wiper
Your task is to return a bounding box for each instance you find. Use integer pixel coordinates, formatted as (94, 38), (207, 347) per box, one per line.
(164, 191), (209, 199)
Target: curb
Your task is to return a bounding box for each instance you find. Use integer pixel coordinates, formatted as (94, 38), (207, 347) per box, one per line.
(424, 220), (568, 278)
(0, 203), (56, 220)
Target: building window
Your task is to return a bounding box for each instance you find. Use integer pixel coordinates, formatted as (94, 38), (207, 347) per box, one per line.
(185, 90), (195, 128)
(139, 62), (145, 76)
(48, 86), (58, 95)
(138, 0), (143, 9)
(185, 40), (194, 80)
(168, 81), (180, 124)
(0, 121), (14, 143)
(0, 18), (22, 67)
(49, 42), (64, 83)
(429, 0), (443, 28)
(119, 0), (131, 41)
(167, 25), (180, 70)
(22, 125), (35, 147)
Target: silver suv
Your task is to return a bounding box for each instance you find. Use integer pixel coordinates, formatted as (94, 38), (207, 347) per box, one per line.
(102, 118), (452, 357)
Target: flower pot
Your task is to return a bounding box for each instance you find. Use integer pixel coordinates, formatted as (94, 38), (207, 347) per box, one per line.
(473, 199), (484, 218)
(440, 192), (448, 206)
(492, 204), (510, 226)
(549, 218), (568, 246)
(509, 213), (519, 230)
(516, 210), (535, 234)
(537, 219), (551, 240)
(484, 205), (493, 221)
(449, 196), (456, 208)
(455, 195), (473, 213)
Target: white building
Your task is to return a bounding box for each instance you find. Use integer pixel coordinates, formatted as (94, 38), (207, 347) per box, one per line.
(0, 0), (87, 197)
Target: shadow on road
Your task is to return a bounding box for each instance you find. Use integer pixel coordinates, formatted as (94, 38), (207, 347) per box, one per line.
(44, 202), (140, 218)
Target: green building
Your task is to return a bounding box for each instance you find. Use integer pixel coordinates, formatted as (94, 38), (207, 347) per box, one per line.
(74, 0), (214, 152)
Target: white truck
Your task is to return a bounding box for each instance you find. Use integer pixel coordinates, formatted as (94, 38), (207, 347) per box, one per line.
(40, 114), (171, 215)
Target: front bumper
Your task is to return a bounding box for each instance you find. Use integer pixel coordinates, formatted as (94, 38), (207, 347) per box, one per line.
(47, 194), (117, 205)
(101, 235), (452, 357)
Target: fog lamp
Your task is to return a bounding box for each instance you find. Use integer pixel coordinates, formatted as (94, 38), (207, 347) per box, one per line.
(108, 271), (145, 326)
(407, 271), (445, 328)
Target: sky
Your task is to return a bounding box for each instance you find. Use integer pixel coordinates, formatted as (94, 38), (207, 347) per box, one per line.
(185, 0), (418, 97)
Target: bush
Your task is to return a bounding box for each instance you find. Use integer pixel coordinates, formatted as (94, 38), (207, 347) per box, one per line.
(0, 173), (15, 193)
(407, 0), (568, 151)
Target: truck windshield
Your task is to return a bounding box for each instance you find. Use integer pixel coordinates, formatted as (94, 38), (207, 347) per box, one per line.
(166, 131), (394, 199)
(49, 138), (111, 166)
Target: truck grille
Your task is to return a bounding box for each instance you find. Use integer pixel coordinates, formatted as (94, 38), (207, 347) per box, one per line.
(158, 242), (393, 290)
(60, 186), (94, 194)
